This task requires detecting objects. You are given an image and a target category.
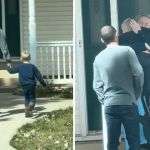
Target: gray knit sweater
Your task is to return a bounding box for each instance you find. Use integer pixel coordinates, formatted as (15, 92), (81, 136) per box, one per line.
(93, 45), (144, 106)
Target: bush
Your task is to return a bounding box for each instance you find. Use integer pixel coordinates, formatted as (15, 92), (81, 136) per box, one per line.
(12, 80), (73, 99)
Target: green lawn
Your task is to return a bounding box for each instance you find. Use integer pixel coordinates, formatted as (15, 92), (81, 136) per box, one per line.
(10, 107), (73, 150)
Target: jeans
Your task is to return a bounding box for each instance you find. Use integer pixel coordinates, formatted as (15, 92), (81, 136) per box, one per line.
(105, 105), (140, 150)
(22, 85), (36, 107)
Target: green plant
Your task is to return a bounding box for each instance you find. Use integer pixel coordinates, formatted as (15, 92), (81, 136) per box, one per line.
(60, 88), (73, 99)
(10, 107), (73, 150)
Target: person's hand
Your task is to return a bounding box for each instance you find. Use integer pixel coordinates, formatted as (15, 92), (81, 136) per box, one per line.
(130, 19), (141, 34)
(7, 63), (11, 68)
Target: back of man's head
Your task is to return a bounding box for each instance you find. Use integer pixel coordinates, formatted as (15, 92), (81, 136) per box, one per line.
(100, 26), (117, 44)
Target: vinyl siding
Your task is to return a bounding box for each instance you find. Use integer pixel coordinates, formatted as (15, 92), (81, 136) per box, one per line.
(20, 0), (73, 50)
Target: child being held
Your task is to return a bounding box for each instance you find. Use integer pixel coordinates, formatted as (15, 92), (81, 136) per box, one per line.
(7, 51), (46, 117)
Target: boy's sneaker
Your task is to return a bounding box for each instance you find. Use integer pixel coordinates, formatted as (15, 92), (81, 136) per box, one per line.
(25, 111), (30, 118)
(25, 110), (33, 118)
(28, 111), (33, 117)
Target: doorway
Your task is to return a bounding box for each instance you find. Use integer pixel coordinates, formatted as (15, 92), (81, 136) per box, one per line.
(0, 0), (20, 58)
(82, 0), (111, 131)
(82, 0), (150, 132)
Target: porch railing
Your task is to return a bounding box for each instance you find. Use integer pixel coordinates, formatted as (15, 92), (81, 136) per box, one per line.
(36, 41), (73, 84)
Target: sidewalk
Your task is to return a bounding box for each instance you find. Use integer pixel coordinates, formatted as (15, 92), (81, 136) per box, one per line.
(0, 93), (73, 150)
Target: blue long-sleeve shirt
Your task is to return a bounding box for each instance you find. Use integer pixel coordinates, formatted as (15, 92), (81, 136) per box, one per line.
(7, 63), (46, 87)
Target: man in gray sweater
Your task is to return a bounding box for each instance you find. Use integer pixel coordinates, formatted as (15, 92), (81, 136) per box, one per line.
(93, 25), (144, 150)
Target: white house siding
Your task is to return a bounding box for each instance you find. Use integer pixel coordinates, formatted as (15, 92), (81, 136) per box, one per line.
(20, 0), (73, 77)
(20, 0), (73, 50)
(35, 0), (73, 42)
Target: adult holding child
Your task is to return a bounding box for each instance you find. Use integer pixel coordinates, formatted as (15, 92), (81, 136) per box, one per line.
(119, 15), (150, 150)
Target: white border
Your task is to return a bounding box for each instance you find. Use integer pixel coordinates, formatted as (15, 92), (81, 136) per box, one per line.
(75, 0), (88, 137)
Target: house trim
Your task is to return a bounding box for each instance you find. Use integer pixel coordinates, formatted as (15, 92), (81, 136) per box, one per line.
(75, 0), (88, 136)
(1, 0), (5, 34)
(110, 0), (119, 30)
(19, 0), (23, 52)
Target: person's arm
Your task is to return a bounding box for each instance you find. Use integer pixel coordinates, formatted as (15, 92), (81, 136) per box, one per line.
(93, 61), (105, 103)
(7, 65), (19, 74)
(33, 66), (46, 87)
(119, 33), (146, 54)
(0, 29), (11, 62)
(127, 47), (144, 99)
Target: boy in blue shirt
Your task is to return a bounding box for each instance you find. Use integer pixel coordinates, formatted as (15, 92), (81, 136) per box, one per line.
(7, 51), (46, 117)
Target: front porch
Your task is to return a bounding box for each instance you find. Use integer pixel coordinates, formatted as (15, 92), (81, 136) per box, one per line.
(0, 40), (73, 88)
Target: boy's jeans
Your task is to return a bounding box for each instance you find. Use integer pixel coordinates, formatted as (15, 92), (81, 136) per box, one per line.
(22, 85), (36, 107)
(105, 105), (140, 150)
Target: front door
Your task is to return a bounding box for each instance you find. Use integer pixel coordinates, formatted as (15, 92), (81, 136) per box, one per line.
(0, 0), (20, 59)
(82, 0), (111, 131)
(82, 0), (150, 132)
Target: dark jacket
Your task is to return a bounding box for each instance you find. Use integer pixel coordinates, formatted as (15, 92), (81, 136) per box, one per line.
(119, 27), (150, 55)
(119, 27), (150, 101)
(7, 63), (46, 87)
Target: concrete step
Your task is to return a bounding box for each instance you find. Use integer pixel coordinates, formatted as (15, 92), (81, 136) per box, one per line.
(0, 58), (20, 88)
(0, 70), (18, 90)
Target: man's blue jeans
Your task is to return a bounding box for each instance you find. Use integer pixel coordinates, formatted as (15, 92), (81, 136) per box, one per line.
(105, 105), (140, 150)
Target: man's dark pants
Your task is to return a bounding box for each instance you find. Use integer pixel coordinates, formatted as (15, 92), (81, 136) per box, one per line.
(105, 105), (140, 150)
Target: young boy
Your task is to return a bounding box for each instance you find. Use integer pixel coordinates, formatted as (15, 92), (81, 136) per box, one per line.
(7, 51), (46, 117)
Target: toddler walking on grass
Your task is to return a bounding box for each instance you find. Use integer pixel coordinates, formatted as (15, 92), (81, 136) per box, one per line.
(7, 51), (46, 117)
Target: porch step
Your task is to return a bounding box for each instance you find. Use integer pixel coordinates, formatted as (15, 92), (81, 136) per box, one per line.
(0, 70), (18, 91)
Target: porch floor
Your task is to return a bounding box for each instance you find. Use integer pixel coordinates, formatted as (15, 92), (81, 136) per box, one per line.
(75, 140), (125, 150)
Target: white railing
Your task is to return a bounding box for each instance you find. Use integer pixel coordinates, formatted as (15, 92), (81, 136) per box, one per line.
(36, 41), (73, 84)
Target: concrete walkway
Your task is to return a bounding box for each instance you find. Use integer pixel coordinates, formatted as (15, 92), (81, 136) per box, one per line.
(0, 93), (73, 150)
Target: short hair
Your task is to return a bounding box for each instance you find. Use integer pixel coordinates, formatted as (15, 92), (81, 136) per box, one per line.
(21, 51), (30, 61)
(100, 26), (116, 44)
(135, 14), (150, 21)
(121, 18), (132, 33)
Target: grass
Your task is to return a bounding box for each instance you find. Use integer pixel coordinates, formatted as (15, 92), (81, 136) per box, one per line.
(10, 107), (73, 150)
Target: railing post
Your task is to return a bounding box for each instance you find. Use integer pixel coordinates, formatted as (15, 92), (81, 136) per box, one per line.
(29, 0), (36, 65)
(36, 41), (73, 84)
(63, 46), (66, 79)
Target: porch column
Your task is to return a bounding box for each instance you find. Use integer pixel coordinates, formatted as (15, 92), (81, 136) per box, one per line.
(110, 0), (119, 30)
(1, 0), (5, 34)
(75, 0), (88, 137)
(29, 0), (36, 64)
